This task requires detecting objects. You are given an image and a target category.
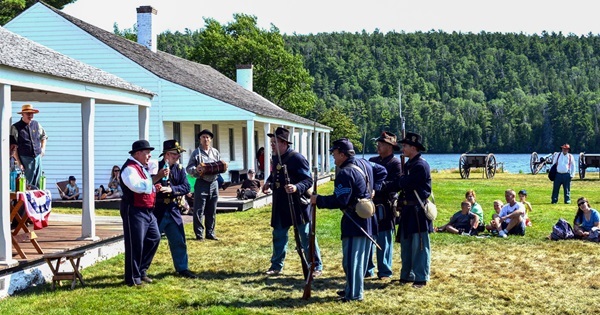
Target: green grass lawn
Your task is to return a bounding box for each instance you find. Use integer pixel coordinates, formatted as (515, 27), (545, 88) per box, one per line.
(1, 172), (599, 314)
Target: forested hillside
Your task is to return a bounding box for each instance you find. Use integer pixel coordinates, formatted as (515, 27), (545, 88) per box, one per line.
(284, 31), (600, 153)
(155, 28), (600, 153)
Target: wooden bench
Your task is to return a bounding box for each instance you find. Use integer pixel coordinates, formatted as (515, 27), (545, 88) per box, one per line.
(43, 250), (86, 290)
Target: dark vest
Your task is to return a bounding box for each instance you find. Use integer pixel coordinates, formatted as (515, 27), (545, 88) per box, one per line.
(13, 119), (42, 157)
(120, 159), (156, 209)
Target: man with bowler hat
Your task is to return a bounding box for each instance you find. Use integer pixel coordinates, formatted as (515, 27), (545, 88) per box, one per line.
(262, 127), (323, 276)
(365, 131), (402, 280)
(11, 104), (48, 188)
(120, 140), (164, 286)
(551, 143), (575, 204)
(386, 132), (432, 288)
(154, 140), (198, 278)
(186, 129), (222, 240)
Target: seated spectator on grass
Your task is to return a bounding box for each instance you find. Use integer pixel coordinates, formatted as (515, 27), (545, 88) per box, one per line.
(573, 197), (600, 239)
(466, 189), (485, 233)
(435, 200), (479, 235)
(237, 169), (261, 200)
(61, 175), (80, 200)
(519, 189), (533, 227)
(491, 189), (525, 238)
(486, 200), (504, 234)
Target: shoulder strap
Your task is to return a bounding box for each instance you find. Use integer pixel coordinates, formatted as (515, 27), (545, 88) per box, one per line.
(280, 150), (297, 165)
(345, 160), (372, 196)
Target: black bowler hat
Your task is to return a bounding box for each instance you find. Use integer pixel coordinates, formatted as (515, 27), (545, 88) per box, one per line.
(197, 129), (214, 139)
(159, 139), (186, 157)
(129, 139), (155, 154)
(399, 132), (426, 152)
(376, 131), (400, 151)
(268, 127), (293, 144)
(329, 138), (355, 154)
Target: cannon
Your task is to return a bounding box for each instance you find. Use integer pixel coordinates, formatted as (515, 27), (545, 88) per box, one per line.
(530, 152), (555, 175)
(578, 153), (600, 179)
(459, 153), (497, 179)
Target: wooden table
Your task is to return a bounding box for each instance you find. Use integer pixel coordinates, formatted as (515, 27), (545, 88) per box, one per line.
(43, 250), (86, 290)
(10, 192), (44, 259)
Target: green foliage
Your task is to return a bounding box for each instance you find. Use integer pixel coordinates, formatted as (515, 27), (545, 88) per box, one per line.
(0, 0), (75, 25)
(185, 14), (317, 116)
(285, 31), (600, 153)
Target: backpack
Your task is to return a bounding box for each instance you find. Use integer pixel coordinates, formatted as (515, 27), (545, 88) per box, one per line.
(550, 218), (575, 240)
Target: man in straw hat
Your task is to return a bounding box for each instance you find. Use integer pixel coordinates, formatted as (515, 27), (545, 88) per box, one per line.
(551, 143), (575, 204)
(153, 140), (198, 279)
(311, 138), (387, 302)
(262, 127), (323, 277)
(119, 140), (163, 287)
(386, 132), (432, 288)
(365, 131), (403, 281)
(11, 104), (48, 188)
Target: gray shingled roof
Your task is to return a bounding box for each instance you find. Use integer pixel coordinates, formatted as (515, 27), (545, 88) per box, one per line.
(43, 3), (327, 128)
(0, 26), (153, 96)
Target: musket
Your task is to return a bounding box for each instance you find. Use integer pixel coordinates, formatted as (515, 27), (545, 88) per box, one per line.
(302, 165), (318, 300)
(398, 80), (406, 172)
(274, 132), (310, 280)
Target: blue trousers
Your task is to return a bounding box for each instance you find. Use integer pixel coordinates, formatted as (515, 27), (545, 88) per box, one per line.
(121, 206), (161, 285)
(20, 154), (42, 188)
(552, 173), (572, 204)
(366, 229), (394, 278)
(342, 236), (370, 301)
(270, 222), (323, 272)
(193, 179), (219, 239)
(158, 211), (188, 272)
(399, 230), (430, 282)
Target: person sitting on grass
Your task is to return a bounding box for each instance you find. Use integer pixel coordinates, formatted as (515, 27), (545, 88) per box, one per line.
(518, 189), (533, 227)
(573, 197), (600, 239)
(61, 175), (80, 200)
(466, 189), (485, 233)
(491, 189), (526, 238)
(486, 200), (504, 234)
(435, 200), (479, 235)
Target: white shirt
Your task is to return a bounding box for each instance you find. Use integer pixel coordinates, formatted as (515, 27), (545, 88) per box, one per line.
(499, 202), (524, 224)
(553, 152), (575, 177)
(121, 157), (154, 194)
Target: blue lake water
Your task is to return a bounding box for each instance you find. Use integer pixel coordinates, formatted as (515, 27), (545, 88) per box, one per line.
(331, 153), (580, 174)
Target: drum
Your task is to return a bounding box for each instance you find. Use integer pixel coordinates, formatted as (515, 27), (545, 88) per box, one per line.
(198, 160), (228, 176)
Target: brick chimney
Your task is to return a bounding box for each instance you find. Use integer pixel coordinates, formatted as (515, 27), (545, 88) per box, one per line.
(136, 6), (157, 52)
(236, 64), (253, 91)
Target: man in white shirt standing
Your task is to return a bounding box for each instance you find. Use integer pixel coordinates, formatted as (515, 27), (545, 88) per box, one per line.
(551, 144), (575, 204)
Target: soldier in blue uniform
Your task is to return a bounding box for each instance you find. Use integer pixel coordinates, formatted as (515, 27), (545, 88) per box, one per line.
(366, 131), (402, 280)
(311, 138), (386, 302)
(262, 127), (323, 277)
(387, 132), (432, 288)
(154, 140), (198, 279)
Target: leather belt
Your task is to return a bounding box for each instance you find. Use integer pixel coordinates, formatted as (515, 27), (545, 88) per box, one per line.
(399, 200), (419, 206)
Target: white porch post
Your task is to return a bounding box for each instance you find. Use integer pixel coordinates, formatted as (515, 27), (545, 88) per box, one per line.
(306, 128), (312, 170)
(138, 106), (150, 140)
(80, 98), (98, 240)
(0, 84), (17, 266)
(312, 130), (318, 172)
(320, 131), (326, 175)
(246, 120), (254, 171)
(325, 132), (331, 173)
(263, 123), (271, 181)
(290, 126), (296, 150)
(299, 128), (304, 157)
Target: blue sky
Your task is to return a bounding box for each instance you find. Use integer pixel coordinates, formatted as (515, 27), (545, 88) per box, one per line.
(63, 0), (599, 36)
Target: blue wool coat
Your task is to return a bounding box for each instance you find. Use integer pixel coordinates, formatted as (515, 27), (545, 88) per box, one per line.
(154, 160), (190, 226)
(369, 154), (402, 232)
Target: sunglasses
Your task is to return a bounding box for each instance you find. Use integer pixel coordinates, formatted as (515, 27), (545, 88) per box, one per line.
(578, 202), (586, 206)
(113, 169), (120, 172)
